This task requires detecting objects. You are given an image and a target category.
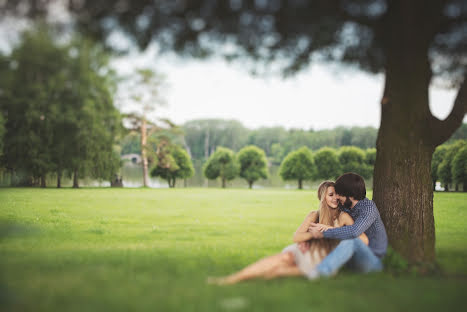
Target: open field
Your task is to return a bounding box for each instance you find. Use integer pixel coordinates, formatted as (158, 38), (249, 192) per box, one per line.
(0, 188), (466, 311)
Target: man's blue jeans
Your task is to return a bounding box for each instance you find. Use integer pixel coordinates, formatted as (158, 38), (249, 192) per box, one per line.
(316, 238), (383, 277)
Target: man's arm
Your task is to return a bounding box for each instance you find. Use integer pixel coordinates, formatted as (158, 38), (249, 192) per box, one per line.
(322, 205), (377, 240)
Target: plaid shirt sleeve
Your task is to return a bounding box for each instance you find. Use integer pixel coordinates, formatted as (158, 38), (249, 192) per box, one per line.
(323, 203), (377, 240)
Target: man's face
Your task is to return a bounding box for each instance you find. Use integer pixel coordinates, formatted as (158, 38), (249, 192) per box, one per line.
(336, 194), (353, 209)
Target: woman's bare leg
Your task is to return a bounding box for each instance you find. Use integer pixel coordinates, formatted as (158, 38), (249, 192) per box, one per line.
(264, 264), (303, 279)
(208, 252), (299, 285)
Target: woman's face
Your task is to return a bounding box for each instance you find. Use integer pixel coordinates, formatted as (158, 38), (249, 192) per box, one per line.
(325, 186), (339, 209)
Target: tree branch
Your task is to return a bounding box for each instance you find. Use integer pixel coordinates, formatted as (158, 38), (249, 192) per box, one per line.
(430, 76), (467, 146)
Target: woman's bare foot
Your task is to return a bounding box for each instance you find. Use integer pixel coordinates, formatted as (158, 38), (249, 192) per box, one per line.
(206, 276), (236, 285)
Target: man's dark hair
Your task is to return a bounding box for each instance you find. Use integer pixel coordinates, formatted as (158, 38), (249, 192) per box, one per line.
(335, 172), (366, 200)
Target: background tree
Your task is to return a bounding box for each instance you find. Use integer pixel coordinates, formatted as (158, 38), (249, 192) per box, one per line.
(183, 119), (249, 159)
(0, 27), (122, 188)
(438, 140), (467, 191)
(314, 147), (341, 180)
(270, 143), (285, 165)
(279, 146), (315, 189)
(431, 145), (449, 191)
(452, 145), (467, 192)
(203, 147), (238, 188)
(151, 144), (194, 188)
(120, 68), (174, 187)
(237, 146), (268, 189)
(338, 146), (371, 179)
(5, 0), (467, 262)
(65, 37), (122, 188)
(364, 148), (377, 179)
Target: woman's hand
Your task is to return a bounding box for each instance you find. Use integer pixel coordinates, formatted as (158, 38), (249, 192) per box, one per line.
(308, 223), (332, 232)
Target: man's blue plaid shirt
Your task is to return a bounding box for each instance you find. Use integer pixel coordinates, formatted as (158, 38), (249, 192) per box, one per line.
(323, 198), (388, 258)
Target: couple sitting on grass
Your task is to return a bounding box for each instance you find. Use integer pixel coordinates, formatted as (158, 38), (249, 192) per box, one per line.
(209, 172), (388, 284)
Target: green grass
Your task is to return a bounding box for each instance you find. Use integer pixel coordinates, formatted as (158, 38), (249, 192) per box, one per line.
(0, 188), (466, 311)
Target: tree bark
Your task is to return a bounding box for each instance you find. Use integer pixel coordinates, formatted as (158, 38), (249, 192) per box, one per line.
(57, 170), (61, 188)
(72, 170), (79, 188)
(141, 118), (149, 187)
(248, 181), (253, 189)
(40, 175), (46, 188)
(222, 178), (226, 188)
(298, 179), (303, 190)
(373, 1), (467, 263)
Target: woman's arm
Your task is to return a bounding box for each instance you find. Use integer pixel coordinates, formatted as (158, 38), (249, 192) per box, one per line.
(338, 213), (369, 245)
(293, 211), (318, 243)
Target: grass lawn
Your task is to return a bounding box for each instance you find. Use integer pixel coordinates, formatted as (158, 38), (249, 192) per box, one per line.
(0, 188), (466, 311)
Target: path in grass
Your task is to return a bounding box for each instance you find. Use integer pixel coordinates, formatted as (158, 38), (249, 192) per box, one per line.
(0, 188), (466, 311)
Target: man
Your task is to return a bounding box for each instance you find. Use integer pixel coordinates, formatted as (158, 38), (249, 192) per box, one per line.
(306, 172), (388, 279)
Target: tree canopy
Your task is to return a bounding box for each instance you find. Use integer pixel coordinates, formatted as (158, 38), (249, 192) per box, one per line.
(237, 145), (268, 189)
(150, 145), (194, 188)
(203, 147), (239, 188)
(314, 147), (341, 180)
(0, 26), (122, 187)
(279, 146), (315, 189)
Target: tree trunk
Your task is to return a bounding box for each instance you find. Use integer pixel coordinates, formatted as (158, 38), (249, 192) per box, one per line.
(374, 1), (467, 263)
(222, 178), (226, 188)
(463, 183), (467, 192)
(141, 118), (149, 187)
(73, 170), (79, 188)
(57, 170), (61, 188)
(204, 129), (210, 158)
(40, 175), (46, 188)
(444, 184), (449, 192)
(298, 179), (303, 190)
(248, 181), (253, 189)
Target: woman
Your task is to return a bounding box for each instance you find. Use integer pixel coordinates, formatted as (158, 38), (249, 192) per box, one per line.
(207, 181), (368, 284)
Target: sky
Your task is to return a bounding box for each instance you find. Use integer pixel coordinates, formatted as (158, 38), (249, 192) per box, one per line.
(111, 46), (460, 130)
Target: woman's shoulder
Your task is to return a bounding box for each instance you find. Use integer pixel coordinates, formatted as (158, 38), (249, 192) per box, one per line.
(338, 211), (353, 224)
(307, 210), (319, 220)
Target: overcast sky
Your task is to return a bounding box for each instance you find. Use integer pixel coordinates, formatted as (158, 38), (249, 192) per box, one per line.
(111, 44), (462, 131)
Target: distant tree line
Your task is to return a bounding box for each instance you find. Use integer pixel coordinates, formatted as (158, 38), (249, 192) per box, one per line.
(200, 144), (376, 190)
(432, 140), (467, 192)
(0, 26), (122, 187)
(120, 119), (466, 165)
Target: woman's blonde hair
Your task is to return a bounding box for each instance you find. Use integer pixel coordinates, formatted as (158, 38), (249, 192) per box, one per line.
(317, 181), (338, 226)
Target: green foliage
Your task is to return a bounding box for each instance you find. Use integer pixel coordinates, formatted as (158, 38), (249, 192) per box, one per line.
(383, 246), (409, 274)
(270, 143), (285, 165)
(183, 119), (249, 159)
(1, 26), (122, 186)
(314, 147), (341, 180)
(438, 140), (467, 189)
(279, 146), (315, 189)
(452, 146), (467, 189)
(203, 147), (238, 188)
(432, 145), (449, 188)
(150, 145), (194, 187)
(338, 146), (372, 179)
(237, 145), (268, 188)
(120, 132), (141, 155)
(365, 148), (377, 166)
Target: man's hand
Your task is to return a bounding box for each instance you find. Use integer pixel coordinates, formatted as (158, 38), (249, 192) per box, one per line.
(297, 241), (310, 254)
(307, 225), (324, 239)
(308, 223), (331, 233)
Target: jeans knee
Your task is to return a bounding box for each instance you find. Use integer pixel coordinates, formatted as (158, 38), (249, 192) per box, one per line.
(339, 239), (356, 249)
